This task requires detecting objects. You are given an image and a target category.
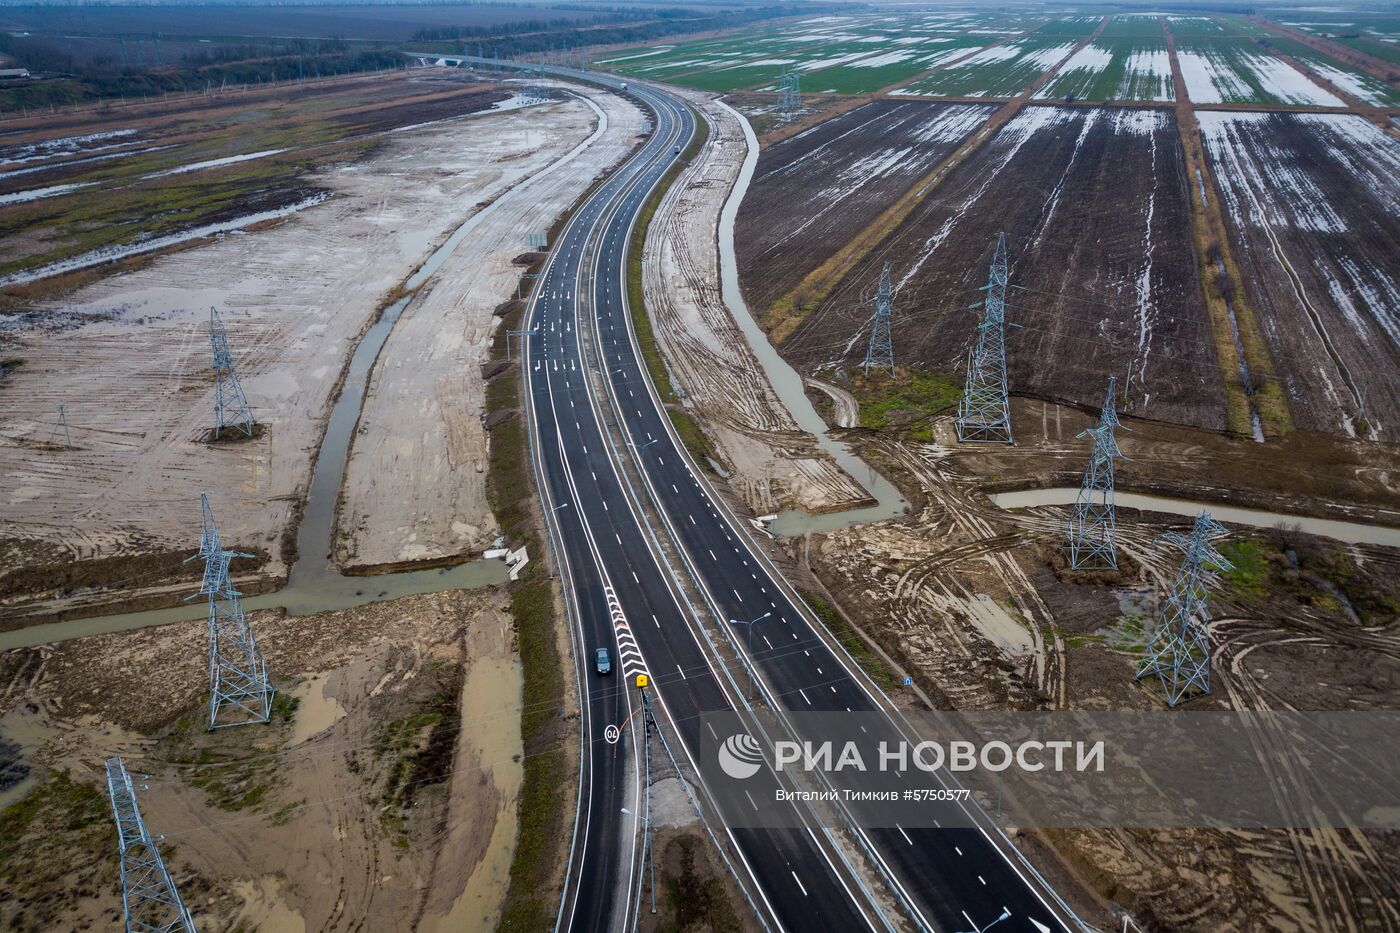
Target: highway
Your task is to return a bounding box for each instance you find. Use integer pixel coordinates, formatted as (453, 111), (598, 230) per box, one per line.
(510, 63), (1083, 933)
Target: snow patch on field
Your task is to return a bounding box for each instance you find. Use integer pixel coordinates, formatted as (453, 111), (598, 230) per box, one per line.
(1177, 49), (1250, 102)
(1299, 59), (1395, 106)
(1021, 43), (1076, 70)
(594, 48), (671, 64)
(898, 106), (1077, 288)
(1199, 110), (1400, 436)
(797, 51), (870, 72)
(146, 148), (288, 179)
(0, 181), (96, 206)
(1123, 47), (1174, 100)
(957, 44), (1020, 67)
(1053, 43), (1115, 77)
(911, 105), (993, 143)
(1178, 47), (1342, 105)
(0, 128), (141, 167)
(1198, 112), (1346, 232)
(0, 194), (329, 286)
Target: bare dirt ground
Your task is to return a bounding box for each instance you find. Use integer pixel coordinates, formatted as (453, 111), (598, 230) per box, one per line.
(0, 587), (527, 932)
(1198, 110), (1400, 441)
(770, 104), (1224, 433)
(0, 83), (600, 612)
(641, 89), (869, 516)
(335, 83), (647, 571)
(778, 400), (1400, 930)
(734, 98), (994, 314)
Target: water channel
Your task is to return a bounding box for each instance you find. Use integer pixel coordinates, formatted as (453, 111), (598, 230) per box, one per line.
(714, 101), (910, 538)
(990, 487), (1400, 548)
(0, 95), (614, 652)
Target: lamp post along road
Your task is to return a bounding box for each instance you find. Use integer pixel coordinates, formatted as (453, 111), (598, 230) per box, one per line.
(729, 611), (772, 699)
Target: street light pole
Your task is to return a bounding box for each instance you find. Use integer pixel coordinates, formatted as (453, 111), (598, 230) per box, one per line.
(729, 611), (772, 699)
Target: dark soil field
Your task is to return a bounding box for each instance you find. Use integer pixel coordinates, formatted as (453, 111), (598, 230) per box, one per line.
(1198, 111), (1400, 441)
(735, 98), (994, 314)
(766, 104), (1224, 431)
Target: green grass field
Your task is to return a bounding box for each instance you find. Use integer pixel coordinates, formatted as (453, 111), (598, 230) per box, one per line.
(1034, 39), (1174, 101)
(592, 11), (1024, 93)
(1035, 15), (1103, 37)
(1165, 15), (1229, 38)
(897, 36), (1075, 98)
(1256, 36), (1400, 105)
(1099, 14), (1164, 39)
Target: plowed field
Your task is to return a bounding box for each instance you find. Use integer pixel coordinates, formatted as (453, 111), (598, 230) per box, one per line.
(759, 105), (1222, 430)
(735, 98), (993, 314)
(1200, 111), (1400, 440)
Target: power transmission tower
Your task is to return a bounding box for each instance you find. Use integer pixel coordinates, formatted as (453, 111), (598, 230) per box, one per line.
(208, 307), (255, 440)
(47, 403), (72, 448)
(196, 493), (274, 729)
(1135, 511), (1232, 707)
(1067, 376), (1122, 570)
(956, 232), (1013, 444)
(777, 69), (801, 120)
(104, 756), (197, 933)
(863, 262), (895, 376)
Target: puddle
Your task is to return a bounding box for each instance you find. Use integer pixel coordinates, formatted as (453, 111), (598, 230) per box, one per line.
(965, 594), (1034, 655)
(715, 100), (908, 537)
(287, 673), (347, 746)
(428, 643), (523, 931)
(229, 876), (306, 933)
(0, 194), (330, 287)
(990, 487), (1400, 548)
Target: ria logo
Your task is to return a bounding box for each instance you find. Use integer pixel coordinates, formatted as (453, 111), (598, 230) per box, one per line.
(718, 733), (763, 780)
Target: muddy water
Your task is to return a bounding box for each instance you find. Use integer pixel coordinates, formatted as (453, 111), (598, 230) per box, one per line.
(287, 673), (347, 746)
(1, 93), (629, 652)
(990, 487), (1400, 547)
(426, 640), (523, 931)
(714, 101), (909, 537)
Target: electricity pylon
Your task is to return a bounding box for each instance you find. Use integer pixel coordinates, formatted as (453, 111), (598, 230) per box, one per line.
(1135, 511), (1232, 707)
(956, 232), (1013, 444)
(209, 307), (255, 440)
(778, 69), (801, 120)
(1067, 376), (1122, 570)
(104, 756), (197, 933)
(47, 403), (72, 448)
(863, 262), (895, 376)
(196, 493), (273, 729)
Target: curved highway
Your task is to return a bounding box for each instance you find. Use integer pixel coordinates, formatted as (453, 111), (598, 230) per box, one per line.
(505, 61), (1083, 933)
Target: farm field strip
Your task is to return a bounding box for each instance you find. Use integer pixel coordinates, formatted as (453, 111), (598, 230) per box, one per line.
(736, 99), (994, 313)
(1163, 15), (1229, 37)
(1034, 39), (1174, 101)
(765, 105), (1222, 431)
(1275, 14), (1400, 67)
(1098, 14), (1165, 39)
(1198, 110), (1400, 438)
(1175, 39), (1343, 105)
(1034, 14), (1102, 37)
(595, 12), (1022, 93)
(1250, 35), (1400, 107)
(894, 36), (1079, 98)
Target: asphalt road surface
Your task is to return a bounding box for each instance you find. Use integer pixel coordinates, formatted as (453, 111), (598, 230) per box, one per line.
(509, 63), (1082, 933)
